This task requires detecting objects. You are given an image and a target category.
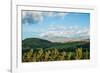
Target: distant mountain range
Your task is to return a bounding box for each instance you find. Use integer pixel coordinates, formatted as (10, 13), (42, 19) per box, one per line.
(22, 38), (90, 51)
(40, 36), (89, 43)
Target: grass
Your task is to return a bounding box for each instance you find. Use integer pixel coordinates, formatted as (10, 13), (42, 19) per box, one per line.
(22, 48), (90, 62)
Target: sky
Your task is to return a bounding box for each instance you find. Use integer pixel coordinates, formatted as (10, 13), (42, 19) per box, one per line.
(22, 10), (90, 42)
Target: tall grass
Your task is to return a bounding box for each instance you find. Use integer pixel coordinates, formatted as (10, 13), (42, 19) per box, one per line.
(22, 48), (90, 62)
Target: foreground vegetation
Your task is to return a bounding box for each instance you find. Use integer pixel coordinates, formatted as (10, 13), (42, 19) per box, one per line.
(22, 48), (90, 62)
(22, 38), (90, 62)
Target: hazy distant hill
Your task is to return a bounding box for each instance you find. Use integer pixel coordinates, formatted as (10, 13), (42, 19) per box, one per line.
(41, 36), (89, 43)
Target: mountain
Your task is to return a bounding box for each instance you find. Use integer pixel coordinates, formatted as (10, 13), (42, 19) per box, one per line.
(22, 38), (90, 52)
(22, 38), (53, 49)
(41, 36), (89, 43)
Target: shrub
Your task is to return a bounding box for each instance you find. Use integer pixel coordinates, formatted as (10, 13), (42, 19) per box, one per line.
(75, 48), (83, 59)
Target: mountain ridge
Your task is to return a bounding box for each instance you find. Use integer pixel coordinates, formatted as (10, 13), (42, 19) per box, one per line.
(22, 37), (90, 51)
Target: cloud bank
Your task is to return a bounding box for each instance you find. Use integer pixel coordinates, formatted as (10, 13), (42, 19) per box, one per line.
(40, 25), (89, 39)
(22, 11), (68, 25)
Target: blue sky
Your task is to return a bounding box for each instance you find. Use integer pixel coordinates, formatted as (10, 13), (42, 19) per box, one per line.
(22, 10), (90, 42)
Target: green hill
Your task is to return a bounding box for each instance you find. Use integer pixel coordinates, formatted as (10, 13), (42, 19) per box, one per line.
(48, 41), (90, 52)
(22, 38), (53, 49)
(22, 38), (90, 52)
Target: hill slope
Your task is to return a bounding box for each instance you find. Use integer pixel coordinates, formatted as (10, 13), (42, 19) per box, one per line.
(22, 38), (90, 52)
(22, 38), (53, 49)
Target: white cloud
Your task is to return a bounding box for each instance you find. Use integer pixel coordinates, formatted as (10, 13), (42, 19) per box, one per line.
(22, 11), (69, 24)
(40, 30), (78, 38)
(32, 11), (43, 22)
(43, 12), (54, 17)
(56, 12), (69, 19)
(39, 24), (89, 39)
(40, 31), (68, 37)
(22, 11), (44, 24)
(79, 29), (89, 36)
(45, 12), (69, 19)
(48, 24), (67, 31)
(43, 12), (68, 17)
